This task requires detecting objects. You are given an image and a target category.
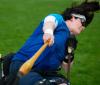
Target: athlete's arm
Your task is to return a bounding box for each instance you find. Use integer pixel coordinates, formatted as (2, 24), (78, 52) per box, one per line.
(43, 15), (58, 46)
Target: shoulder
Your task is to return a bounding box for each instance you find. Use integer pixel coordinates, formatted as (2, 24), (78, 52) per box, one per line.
(46, 13), (64, 21)
(43, 13), (64, 26)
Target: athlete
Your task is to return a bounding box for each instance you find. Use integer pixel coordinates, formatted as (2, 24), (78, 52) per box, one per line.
(6, 1), (100, 85)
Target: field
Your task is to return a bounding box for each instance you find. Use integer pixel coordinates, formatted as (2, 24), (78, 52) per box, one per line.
(0, 0), (100, 85)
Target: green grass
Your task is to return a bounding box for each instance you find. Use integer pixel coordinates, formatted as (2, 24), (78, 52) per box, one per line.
(0, 0), (71, 54)
(0, 0), (100, 85)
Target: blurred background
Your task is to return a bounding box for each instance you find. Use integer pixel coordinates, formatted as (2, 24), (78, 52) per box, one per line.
(0, 0), (100, 85)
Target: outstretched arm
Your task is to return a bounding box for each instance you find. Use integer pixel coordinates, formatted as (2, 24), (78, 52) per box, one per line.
(43, 15), (58, 46)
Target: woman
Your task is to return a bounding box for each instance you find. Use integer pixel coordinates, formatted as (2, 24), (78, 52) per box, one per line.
(7, 1), (100, 85)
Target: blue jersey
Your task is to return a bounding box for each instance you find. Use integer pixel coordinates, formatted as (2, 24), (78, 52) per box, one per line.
(12, 14), (70, 71)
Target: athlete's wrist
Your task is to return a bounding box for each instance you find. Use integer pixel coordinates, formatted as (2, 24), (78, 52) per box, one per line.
(44, 28), (54, 35)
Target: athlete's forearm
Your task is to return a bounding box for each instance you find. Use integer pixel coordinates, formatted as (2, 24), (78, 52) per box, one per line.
(43, 21), (55, 35)
(43, 15), (58, 35)
(42, 15), (58, 46)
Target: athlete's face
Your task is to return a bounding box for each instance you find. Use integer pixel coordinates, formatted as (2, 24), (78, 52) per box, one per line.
(69, 16), (85, 35)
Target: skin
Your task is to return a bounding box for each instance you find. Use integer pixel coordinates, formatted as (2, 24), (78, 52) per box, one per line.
(43, 21), (55, 46)
(43, 16), (85, 46)
(62, 16), (85, 72)
(43, 33), (54, 46)
(66, 16), (85, 35)
(43, 16), (85, 73)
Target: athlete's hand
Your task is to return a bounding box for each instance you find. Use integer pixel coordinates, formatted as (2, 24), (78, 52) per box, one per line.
(43, 33), (54, 46)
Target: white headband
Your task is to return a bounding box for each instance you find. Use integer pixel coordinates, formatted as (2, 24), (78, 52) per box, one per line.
(72, 13), (86, 22)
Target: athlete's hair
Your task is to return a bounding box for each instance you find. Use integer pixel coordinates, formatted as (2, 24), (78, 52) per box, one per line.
(62, 0), (100, 27)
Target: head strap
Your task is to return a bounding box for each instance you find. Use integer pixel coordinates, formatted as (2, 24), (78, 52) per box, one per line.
(72, 13), (86, 22)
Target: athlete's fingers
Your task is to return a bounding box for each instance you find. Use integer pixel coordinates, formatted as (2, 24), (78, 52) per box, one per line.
(43, 33), (54, 46)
